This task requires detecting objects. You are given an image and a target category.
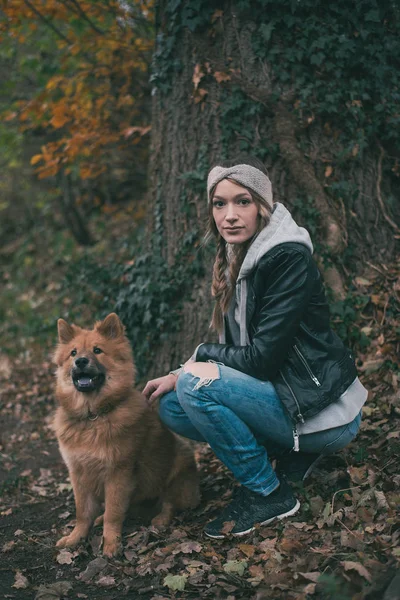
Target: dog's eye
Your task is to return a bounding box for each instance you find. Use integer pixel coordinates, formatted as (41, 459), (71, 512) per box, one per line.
(70, 349), (77, 357)
(93, 347), (103, 355)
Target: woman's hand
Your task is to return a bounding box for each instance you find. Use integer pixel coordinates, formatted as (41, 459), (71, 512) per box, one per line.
(142, 373), (177, 405)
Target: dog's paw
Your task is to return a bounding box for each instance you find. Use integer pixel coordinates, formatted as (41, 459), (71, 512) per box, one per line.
(102, 537), (122, 558)
(151, 514), (169, 529)
(56, 534), (79, 549)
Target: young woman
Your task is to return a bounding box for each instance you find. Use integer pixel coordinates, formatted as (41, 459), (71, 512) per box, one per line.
(143, 156), (367, 539)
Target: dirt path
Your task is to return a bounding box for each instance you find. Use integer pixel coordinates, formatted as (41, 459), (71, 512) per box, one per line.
(1, 362), (399, 600)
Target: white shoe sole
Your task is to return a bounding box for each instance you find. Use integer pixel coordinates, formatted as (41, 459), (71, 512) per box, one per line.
(204, 499), (301, 539)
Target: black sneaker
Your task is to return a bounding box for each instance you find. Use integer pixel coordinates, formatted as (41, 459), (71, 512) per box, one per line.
(204, 478), (300, 539)
(276, 451), (323, 483)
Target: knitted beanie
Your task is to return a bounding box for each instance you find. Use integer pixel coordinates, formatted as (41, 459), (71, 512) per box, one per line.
(207, 164), (273, 208)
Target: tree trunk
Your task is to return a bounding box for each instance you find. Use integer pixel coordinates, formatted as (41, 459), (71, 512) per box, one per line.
(146, 1), (400, 377)
(58, 171), (95, 246)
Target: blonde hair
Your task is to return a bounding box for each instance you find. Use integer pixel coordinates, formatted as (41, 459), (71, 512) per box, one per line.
(205, 183), (272, 334)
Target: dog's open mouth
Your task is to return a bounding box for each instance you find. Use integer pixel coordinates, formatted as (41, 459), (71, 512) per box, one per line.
(72, 371), (105, 393)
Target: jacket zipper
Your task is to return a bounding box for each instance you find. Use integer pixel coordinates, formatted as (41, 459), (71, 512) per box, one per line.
(280, 370), (305, 423)
(294, 344), (321, 387)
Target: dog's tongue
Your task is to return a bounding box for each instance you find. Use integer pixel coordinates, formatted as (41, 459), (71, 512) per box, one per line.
(78, 377), (92, 387)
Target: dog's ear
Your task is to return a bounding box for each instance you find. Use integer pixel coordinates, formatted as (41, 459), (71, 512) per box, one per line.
(96, 313), (124, 340)
(57, 319), (75, 344)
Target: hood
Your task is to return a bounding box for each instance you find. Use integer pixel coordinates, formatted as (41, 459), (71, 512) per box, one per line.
(237, 202), (313, 281)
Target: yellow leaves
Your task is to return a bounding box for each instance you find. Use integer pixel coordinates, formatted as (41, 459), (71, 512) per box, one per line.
(30, 155), (43, 165)
(325, 165), (333, 177)
(37, 164), (60, 180)
(46, 76), (63, 91)
(50, 103), (70, 129)
(3, 0), (154, 184)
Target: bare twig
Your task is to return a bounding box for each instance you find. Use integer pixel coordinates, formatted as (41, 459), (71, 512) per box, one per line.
(336, 518), (365, 542)
(380, 295), (390, 326)
(331, 483), (368, 514)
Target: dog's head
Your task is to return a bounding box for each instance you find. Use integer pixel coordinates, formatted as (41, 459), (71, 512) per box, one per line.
(53, 313), (135, 396)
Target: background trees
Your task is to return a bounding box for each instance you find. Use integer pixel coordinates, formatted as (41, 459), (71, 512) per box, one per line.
(1, 0), (399, 375)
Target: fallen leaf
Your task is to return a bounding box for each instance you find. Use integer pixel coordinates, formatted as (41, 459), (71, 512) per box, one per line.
(299, 572), (320, 582)
(325, 165), (333, 177)
(97, 576), (115, 586)
(56, 549), (73, 565)
(374, 489), (389, 511)
(163, 574), (188, 591)
(248, 564), (264, 579)
(12, 571), (29, 589)
(2, 541), (16, 552)
(78, 557), (108, 582)
(173, 541), (202, 554)
(58, 511), (70, 520)
(347, 465), (367, 484)
(221, 520), (235, 535)
(341, 560), (372, 582)
(238, 543), (256, 558)
(355, 277), (372, 286)
(303, 583), (316, 595)
(35, 581), (73, 599)
(223, 560), (248, 576)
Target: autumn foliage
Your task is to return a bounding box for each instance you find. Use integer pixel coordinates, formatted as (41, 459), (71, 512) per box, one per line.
(1, 0), (153, 183)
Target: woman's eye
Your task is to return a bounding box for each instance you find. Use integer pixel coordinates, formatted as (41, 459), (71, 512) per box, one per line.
(238, 198), (251, 205)
(70, 349), (77, 357)
(212, 200), (225, 208)
(93, 347), (103, 354)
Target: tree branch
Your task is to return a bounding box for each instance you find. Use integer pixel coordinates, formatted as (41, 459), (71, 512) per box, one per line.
(23, 0), (71, 46)
(65, 0), (105, 35)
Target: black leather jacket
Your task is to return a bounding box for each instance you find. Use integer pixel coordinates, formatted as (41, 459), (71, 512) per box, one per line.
(196, 242), (358, 425)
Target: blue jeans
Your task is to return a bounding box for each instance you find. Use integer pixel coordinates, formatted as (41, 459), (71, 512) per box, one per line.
(159, 364), (361, 496)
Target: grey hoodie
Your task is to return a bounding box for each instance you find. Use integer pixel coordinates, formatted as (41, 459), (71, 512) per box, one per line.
(224, 202), (313, 347)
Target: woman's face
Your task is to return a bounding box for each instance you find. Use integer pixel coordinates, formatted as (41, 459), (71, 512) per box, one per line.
(212, 179), (259, 244)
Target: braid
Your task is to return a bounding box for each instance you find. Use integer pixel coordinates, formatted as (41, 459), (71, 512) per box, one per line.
(211, 237), (229, 333)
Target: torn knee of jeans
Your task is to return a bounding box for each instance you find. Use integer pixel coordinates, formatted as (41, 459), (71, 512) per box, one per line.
(183, 362), (220, 391)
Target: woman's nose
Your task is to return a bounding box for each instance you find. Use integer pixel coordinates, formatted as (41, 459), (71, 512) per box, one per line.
(225, 206), (238, 221)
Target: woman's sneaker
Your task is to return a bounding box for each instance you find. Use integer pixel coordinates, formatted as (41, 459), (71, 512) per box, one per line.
(276, 451), (323, 482)
(204, 478), (300, 539)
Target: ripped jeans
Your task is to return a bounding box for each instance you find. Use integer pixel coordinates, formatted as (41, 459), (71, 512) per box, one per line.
(159, 364), (361, 496)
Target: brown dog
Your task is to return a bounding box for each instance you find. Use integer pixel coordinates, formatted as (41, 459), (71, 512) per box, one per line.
(53, 313), (200, 557)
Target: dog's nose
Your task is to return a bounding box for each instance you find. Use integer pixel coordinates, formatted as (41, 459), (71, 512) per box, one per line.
(75, 357), (89, 369)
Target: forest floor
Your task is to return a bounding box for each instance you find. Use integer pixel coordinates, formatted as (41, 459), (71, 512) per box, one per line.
(0, 207), (399, 600)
